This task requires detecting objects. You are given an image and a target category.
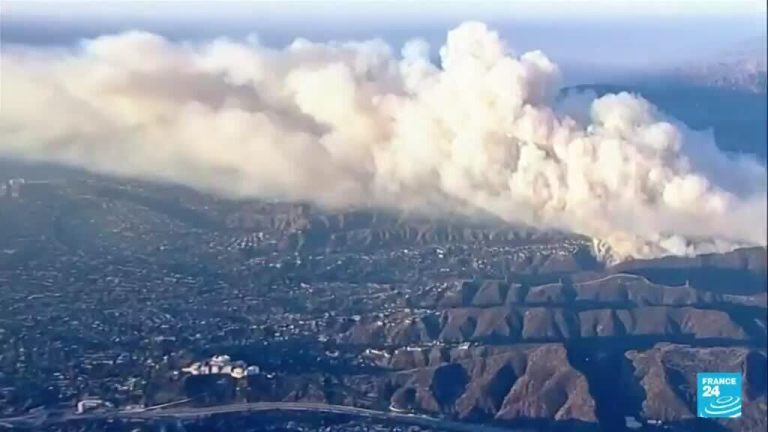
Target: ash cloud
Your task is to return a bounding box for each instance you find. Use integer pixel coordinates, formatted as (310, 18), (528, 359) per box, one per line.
(1, 22), (765, 261)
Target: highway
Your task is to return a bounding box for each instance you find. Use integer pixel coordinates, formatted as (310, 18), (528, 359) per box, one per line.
(2, 401), (532, 431)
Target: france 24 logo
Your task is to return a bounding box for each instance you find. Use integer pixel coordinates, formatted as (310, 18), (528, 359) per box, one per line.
(697, 373), (742, 418)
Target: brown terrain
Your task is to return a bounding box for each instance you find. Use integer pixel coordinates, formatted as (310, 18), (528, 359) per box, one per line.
(233, 208), (767, 432)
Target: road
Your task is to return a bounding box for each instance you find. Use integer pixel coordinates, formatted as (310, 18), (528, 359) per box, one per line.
(2, 401), (533, 431)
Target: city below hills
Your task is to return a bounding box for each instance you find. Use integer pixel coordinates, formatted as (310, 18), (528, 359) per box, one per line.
(0, 173), (765, 431)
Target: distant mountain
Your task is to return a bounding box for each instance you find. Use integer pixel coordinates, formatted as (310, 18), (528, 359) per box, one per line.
(563, 81), (767, 161)
(564, 35), (768, 160)
(559, 38), (767, 162)
(667, 35), (767, 93)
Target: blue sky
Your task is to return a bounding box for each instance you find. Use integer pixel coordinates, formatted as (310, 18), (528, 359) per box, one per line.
(2, 0), (766, 80)
(5, 1), (765, 19)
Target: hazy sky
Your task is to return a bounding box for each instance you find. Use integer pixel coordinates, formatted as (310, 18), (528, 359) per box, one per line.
(2, 1), (766, 77)
(5, 0), (766, 19)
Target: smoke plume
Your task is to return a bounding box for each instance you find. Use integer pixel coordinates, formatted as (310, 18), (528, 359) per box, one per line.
(1, 22), (765, 261)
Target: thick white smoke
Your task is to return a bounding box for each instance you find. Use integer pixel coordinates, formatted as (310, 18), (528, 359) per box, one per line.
(1, 22), (765, 261)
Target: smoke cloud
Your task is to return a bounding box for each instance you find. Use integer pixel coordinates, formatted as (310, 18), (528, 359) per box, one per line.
(1, 22), (765, 261)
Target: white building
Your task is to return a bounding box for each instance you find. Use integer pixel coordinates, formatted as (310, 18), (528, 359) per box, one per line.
(181, 354), (257, 379)
(76, 399), (111, 414)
